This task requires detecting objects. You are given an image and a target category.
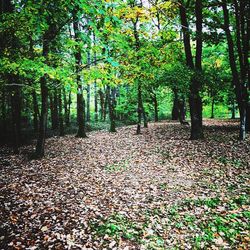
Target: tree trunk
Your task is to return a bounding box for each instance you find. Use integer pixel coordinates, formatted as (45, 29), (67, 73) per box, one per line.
(50, 89), (59, 130)
(86, 84), (90, 122)
(35, 31), (51, 157)
(179, 0), (203, 139)
(10, 83), (21, 154)
(142, 105), (148, 128)
(1, 87), (7, 134)
(153, 93), (159, 122)
(73, 16), (87, 138)
(136, 82), (142, 134)
(246, 104), (250, 131)
(172, 89), (179, 120)
(211, 97), (215, 119)
(222, 0), (247, 140)
(104, 87), (109, 122)
(179, 97), (187, 124)
(94, 82), (98, 122)
(32, 89), (39, 132)
(63, 88), (70, 127)
(58, 87), (64, 136)
(35, 74), (48, 157)
(107, 85), (116, 132)
(231, 100), (236, 119)
(99, 89), (105, 121)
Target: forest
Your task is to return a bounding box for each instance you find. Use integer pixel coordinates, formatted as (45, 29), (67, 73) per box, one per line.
(0, 0), (249, 249)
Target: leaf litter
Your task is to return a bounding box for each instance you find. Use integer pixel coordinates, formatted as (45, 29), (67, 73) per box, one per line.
(0, 119), (249, 249)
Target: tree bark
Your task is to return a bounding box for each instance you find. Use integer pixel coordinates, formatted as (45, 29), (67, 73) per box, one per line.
(211, 97), (215, 119)
(136, 82), (143, 134)
(99, 89), (105, 121)
(32, 89), (39, 132)
(10, 81), (21, 154)
(172, 89), (179, 120)
(58, 87), (64, 136)
(179, 0), (204, 139)
(107, 85), (116, 132)
(153, 93), (159, 122)
(222, 0), (248, 140)
(73, 16), (87, 138)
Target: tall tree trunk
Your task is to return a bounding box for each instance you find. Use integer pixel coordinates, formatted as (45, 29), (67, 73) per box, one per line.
(86, 50), (91, 122)
(136, 82), (142, 134)
(86, 84), (90, 122)
(153, 93), (159, 122)
(1, 87), (7, 134)
(104, 87), (108, 122)
(211, 97), (215, 119)
(63, 88), (69, 127)
(58, 87), (64, 136)
(142, 105), (148, 128)
(172, 89), (179, 120)
(178, 97), (187, 124)
(10, 82), (21, 154)
(35, 37), (49, 157)
(99, 89), (105, 121)
(179, 0), (203, 139)
(50, 89), (59, 130)
(93, 34), (98, 122)
(231, 100), (236, 119)
(73, 16), (87, 138)
(222, 0), (247, 140)
(32, 89), (39, 132)
(107, 85), (116, 132)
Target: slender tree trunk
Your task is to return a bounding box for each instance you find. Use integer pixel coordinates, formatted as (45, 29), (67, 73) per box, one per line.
(246, 104), (250, 131)
(172, 89), (179, 120)
(142, 105), (148, 128)
(222, 0), (247, 140)
(58, 87), (64, 136)
(99, 89), (105, 121)
(49, 91), (59, 130)
(63, 88), (69, 127)
(107, 85), (116, 132)
(1, 87), (7, 134)
(179, 97), (187, 124)
(73, 16), (87, 138)
(10, 82), (21, 154)
(136, 82), (142, 134)
(179, 0), (203, 139)
(104, 87), (108, 122)
(35, 38), (49, 157)
(231, 100), (236, 119)
(153, 93), (159, 122)
(67, 90), (71, 126)
(211, 97), (215, 119)
(32, 90), (39, 132)
(86, 84), (90, 122)
(86, 50), (91, 122)
(93, 35), (98, 122)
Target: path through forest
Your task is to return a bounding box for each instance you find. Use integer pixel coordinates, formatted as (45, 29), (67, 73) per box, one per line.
(0, 120), (249, 249)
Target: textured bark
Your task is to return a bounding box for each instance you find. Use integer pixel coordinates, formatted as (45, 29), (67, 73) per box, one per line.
(222, 0), (248, 139)
(58, 87), (64, 136)
(32, 90), (39, 132)
(136, 82), (143, 134)
(179, 0), (203, 139)
(73, 15), (87, 138)
(99, 89), (105, 121)
(211, 97), (215, 119)
(10, 82), (21, 154)
(107, 86), (116, 132)
(153, 93), (159, 122)
(172, 89), (179, 120)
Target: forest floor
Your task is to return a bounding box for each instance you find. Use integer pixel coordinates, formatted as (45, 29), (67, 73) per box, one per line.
(0, 119), (249, 250)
